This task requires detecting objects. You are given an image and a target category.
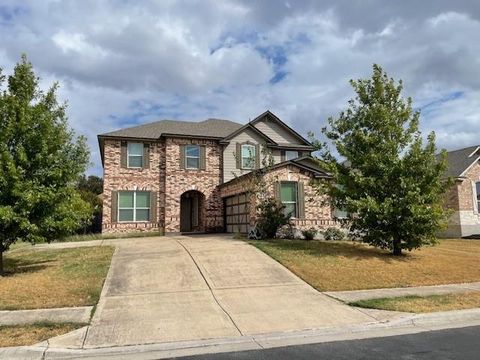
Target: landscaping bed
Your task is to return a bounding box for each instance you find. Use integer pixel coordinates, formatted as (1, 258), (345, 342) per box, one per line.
(250, 239), (480, 291)
(0, 322), (84, 347)
(0, 246), (114, 310)
(351, 291), (480, 313)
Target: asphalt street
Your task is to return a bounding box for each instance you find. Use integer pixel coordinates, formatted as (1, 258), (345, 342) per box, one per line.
(175, 325), (480, 360)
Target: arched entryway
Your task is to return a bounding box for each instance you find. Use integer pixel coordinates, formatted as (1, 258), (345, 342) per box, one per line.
(180, 190), (205, 232)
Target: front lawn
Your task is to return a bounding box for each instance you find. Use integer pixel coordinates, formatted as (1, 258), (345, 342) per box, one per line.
(0, 246), (114, 310)
(0, 322), (84, 347)
(351, 292), (480, 313)
(250, 239), (480, 291)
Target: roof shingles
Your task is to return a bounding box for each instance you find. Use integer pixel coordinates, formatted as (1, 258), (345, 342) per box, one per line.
(99, 118), (243, 139)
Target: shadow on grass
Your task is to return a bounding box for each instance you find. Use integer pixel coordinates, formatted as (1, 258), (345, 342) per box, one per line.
(251, 239), (414, 264)
(1, 257), (53, 276)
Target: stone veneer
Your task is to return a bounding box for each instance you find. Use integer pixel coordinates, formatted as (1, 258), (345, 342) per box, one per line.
(441, 161), (480, 237)
(102, 137), (223, 234)
(220, 164), (337, 231)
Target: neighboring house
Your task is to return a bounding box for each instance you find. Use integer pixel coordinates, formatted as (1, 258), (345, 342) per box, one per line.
(440, 145), (480, 238)
(98, 110), (337, 234)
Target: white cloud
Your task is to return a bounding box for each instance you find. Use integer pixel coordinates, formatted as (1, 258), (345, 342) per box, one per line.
(0, 1), (478, 175)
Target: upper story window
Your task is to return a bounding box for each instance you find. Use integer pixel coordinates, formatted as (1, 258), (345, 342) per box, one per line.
(280, 181), (298, 218)
(241, 144), (256, 169)
(127, 142), (143, 168)
(476, 182), (480, 213)
(185, 145), (200, 169)
(118, 191), (150, 222)
(285, 150), (299, 161)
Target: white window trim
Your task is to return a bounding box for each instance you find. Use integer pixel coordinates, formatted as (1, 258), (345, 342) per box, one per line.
(241, 144), (256, 170)
(127, 142), (144, 168)
(118, 191), (150, 223)
(280, 181), (298, 218)
(185, 145), (200, 170)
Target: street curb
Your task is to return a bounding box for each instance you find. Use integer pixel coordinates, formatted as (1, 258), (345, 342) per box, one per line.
(2, 308), (480, 360)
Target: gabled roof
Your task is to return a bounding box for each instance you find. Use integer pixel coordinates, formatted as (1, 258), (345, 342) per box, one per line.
(442, 145), (480, 178)
(219, 122), (277, 145)
(99, 118), (242, 140)
(219, 155), (331, 188)
(249, 110), (313, 146)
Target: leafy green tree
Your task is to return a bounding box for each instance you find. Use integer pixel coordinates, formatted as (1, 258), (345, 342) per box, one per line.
(0, 55), (91, 274)
(76, 175), (103, 233)
(319, 64), (451, 255)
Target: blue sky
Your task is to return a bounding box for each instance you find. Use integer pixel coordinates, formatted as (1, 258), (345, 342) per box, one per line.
(0, 0), (479, 175)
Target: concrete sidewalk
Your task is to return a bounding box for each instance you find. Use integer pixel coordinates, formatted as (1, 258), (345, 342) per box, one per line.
(3, 307), (480, 359)
(326, 282), (480, 303)
(0, 307), (92, 326)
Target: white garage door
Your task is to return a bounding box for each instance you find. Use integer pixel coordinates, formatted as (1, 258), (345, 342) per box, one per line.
(225, 193), (250, 233)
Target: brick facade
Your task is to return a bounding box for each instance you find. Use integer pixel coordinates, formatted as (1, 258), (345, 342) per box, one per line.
(102, 137), (223, 234)
(102, 139), (164, 233)
(163, 137), (223, 233)
(441, 161), (480, 237)
(220, 164), (337, 232)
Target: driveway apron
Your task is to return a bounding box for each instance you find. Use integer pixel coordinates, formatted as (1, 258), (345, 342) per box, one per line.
(84, 235), (371, 348)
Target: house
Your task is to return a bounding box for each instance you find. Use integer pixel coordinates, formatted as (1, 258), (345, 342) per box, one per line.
(98, 110), (337, 234)
(440, 145), (480, 238)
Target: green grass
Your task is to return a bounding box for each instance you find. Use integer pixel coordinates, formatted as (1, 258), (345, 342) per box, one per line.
(0, 246), (114, 310)
(350, 291), (480, 313)
(0, 322), (85, 347)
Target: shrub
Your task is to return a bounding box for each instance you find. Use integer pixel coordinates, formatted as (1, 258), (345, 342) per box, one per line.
(302, 228), (318, 241)
(256, 197), (290, 239)
(324, 227), (345, 241)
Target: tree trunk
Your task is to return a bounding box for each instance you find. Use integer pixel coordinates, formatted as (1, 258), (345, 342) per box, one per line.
(393, 239), (402, 256)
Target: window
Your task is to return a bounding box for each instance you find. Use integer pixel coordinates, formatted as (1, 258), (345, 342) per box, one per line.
(476, 182), (480, 213)
(285, 150), (299, 161)
(241, 144), (256, 169)
(127, 142), (143, 168)
(280, 182), (298, 218)
(118, 191), (150, 222)
(185, 145), (200, 169)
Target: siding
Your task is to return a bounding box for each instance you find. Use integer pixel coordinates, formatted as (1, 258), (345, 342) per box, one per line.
(223, 128), (266, 182)
(253, 117), (303, 144)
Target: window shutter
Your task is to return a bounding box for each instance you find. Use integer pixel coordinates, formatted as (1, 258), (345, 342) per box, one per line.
(280, 150), (285, 162)
(255, 144), (260, 169)
(143, 143), (150, 169)
(120, 142), (127, 168)
(111, 191), (118, 223)
(200, 145), (206, 170)
(274, 182), (281, 205)
(150, 191), (157, 222)
(236, 143), (241, 169)
(179, 145), (185, 169)
(297, 182), (305, 219)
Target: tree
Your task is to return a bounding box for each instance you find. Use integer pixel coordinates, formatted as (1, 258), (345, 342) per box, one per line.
(76, 175), (103, 233)
(236, 145), (290, 239)
(319, 64), (451, 255)
(0, 55), (91, 274)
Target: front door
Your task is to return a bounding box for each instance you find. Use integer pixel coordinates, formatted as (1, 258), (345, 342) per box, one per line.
(180, 191), (201, 232)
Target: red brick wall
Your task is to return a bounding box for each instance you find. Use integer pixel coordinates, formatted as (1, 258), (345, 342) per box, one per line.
(102, 139), (164, 233)
(220, 164), (336, 231)
(102, 136), (224, 233)
(163, 137), (223, 232)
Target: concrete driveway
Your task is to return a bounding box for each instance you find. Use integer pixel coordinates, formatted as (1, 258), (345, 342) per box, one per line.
(84, 235), (372, 348)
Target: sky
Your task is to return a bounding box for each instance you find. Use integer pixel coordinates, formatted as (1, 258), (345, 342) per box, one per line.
(0, 0), (479, 176)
